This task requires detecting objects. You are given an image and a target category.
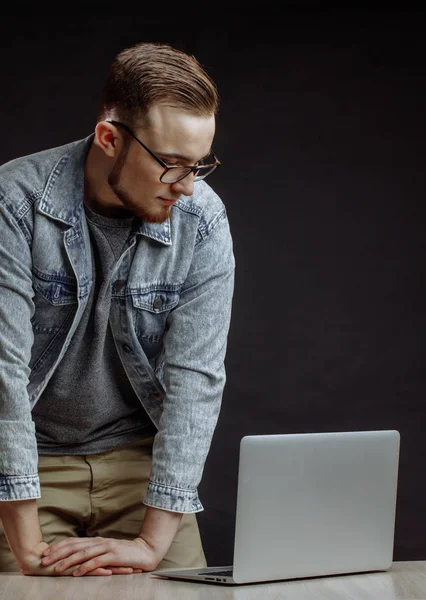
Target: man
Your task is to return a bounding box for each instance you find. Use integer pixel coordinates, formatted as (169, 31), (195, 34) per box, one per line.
(0, 42), (235, 576)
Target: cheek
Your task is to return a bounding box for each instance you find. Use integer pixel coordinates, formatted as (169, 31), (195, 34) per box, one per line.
(125, 163), (159, 192)
(125, 153), (169, 197)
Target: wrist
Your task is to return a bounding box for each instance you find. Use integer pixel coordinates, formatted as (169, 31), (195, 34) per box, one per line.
(0, 500), (44, 560)
(138, 506), (183, 557)
(17, 541), (49, 574)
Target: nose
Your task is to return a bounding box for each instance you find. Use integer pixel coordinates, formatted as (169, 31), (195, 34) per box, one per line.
(170, 172), (195, 197)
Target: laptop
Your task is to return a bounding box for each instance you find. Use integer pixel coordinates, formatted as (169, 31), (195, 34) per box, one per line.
(152, 429), (400, 585)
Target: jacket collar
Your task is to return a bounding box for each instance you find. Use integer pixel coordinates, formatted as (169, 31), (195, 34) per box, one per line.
(38, 133), (172, 246)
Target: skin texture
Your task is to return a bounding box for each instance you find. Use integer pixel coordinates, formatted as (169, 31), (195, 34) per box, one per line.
(85, 104), (216, 222)
(0, 104), (216, 577)
(40, 507), (183, 576)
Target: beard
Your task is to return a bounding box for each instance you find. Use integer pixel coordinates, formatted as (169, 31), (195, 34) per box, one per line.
(108, 144), (171, 224)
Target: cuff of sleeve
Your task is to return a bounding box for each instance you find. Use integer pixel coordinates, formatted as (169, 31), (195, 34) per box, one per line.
(0, 474), (41, 501)
(143, 481), (203, 513)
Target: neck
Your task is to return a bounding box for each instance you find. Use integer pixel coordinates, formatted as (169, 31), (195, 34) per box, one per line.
(84, 142), (128, 217)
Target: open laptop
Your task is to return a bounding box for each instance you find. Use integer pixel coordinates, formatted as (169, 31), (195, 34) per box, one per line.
(152, 429), (400, 585)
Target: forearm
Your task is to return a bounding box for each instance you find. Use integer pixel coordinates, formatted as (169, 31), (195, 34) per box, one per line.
(138, 505), (182, 558)
(0, 499), (44, 567)
(39, 506), (184, 576)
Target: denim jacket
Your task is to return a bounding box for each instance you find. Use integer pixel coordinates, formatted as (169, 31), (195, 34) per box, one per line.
(0, 135), (235, 512)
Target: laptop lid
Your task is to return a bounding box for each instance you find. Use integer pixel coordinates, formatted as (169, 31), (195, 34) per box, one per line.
(232, 429), (400, 584)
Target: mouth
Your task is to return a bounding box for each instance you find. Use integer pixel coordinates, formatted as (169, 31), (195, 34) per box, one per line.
(158, 196), (178, 206)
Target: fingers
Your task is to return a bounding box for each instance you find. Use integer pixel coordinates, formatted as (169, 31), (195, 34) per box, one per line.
(83, 567), (113, 576)
(75, 567), (138, 576)
(74, 567), (137, 576)
(43, 540), (111, 574)
(43, 537), (104, 559)
(41, 537), (146, 577)
(42, 539), (106, 567)
(108, 567), (136, 575)
(71, 554), (117, 577)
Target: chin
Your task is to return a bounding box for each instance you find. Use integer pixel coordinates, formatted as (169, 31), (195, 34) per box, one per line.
(112, 187), (171, 223)
(135, 205), (171, 224)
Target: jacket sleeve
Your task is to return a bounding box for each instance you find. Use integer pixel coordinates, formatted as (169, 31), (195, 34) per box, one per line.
(0, 198), (40, 501)
(144, 208), (235, 512)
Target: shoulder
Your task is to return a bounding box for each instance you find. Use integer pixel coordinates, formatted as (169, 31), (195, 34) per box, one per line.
(0, 137), (90, 214)
(174, 180), (229, 239)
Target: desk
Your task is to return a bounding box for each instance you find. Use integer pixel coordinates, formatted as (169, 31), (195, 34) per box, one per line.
(0, 561), (425, 599)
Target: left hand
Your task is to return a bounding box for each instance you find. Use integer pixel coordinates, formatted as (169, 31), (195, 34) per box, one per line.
(41, 536), (161, 576)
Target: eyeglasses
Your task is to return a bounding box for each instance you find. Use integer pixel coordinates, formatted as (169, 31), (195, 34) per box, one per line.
(107, 120), (221, 184)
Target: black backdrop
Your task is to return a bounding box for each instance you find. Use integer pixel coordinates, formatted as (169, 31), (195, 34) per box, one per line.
(2, 10), (425, 564)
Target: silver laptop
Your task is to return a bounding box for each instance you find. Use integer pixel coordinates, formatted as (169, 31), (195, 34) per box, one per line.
(152, 429), (400, 585)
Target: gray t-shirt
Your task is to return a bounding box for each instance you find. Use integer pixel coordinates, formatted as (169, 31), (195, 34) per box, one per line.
(34, 205), (156, 454)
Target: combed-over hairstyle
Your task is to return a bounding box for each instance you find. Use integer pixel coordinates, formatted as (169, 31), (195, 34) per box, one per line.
(98, 42), (219, 128)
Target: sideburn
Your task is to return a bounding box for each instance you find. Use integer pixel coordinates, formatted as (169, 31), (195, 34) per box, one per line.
(108, 138), (131, 189)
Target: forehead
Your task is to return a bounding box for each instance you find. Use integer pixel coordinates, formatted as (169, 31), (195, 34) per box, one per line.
(140, 104), (216, 161)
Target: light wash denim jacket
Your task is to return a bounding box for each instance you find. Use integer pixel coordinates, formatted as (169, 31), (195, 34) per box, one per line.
(0, 135), (235, 512)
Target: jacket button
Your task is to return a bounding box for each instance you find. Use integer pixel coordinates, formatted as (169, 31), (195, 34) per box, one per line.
(153, 296), (163, 309)
(123, 344), (132, 353)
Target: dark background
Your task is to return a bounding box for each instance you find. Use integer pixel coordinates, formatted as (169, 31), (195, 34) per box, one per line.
(2, 9), (425, 564)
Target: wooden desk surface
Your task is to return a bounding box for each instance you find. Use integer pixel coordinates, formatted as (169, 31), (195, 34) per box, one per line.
(0, 561), (425, 599)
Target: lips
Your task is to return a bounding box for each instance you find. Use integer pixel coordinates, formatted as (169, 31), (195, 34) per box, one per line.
(158, 197), (178, 206)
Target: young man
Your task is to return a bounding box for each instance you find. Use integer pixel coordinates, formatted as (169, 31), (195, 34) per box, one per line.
(0, 42), (235, 576)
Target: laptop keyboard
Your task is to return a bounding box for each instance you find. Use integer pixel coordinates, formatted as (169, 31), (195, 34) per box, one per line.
(202, 569), (233, 577)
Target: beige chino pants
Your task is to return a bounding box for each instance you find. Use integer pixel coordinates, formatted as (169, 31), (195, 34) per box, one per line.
(0, 437), (207, 572)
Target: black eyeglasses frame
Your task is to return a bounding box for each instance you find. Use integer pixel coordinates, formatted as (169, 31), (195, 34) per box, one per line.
(107, 119), (221, 184)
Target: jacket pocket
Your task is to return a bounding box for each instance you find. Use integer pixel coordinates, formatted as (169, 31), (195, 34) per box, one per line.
(29, 270), (78, 375)
(31, 269), (78, 334)
(130, 285), (180, 359)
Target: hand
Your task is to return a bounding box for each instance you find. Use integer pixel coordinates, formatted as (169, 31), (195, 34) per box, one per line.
(41, 536), (161, 577)
(18, 541), (75, 576)
(19, 541), (58, 576)
(19, 540), (135, 576)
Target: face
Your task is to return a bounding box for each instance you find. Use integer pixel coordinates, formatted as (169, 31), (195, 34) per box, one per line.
(106, 105), (216, 223)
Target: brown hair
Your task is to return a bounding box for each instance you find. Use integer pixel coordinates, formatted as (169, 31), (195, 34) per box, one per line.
(98, 42), (219, 128)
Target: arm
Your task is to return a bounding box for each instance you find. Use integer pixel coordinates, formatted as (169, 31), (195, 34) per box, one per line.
(0, 199), (39, 498)
(0, 200), (113, 576)
(0, 198), (45, 571)
(138, 506), (183, 559)
(40, 505), (183, 575)
(0, 500), (129, 576)
(0, 500), (48, 574)
(146, 205), (235, 512)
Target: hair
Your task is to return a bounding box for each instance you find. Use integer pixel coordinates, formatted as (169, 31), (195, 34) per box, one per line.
(97, 42), (219, 128)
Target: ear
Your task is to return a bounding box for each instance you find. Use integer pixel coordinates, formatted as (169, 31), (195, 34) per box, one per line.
(95, 121), (120, 157)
